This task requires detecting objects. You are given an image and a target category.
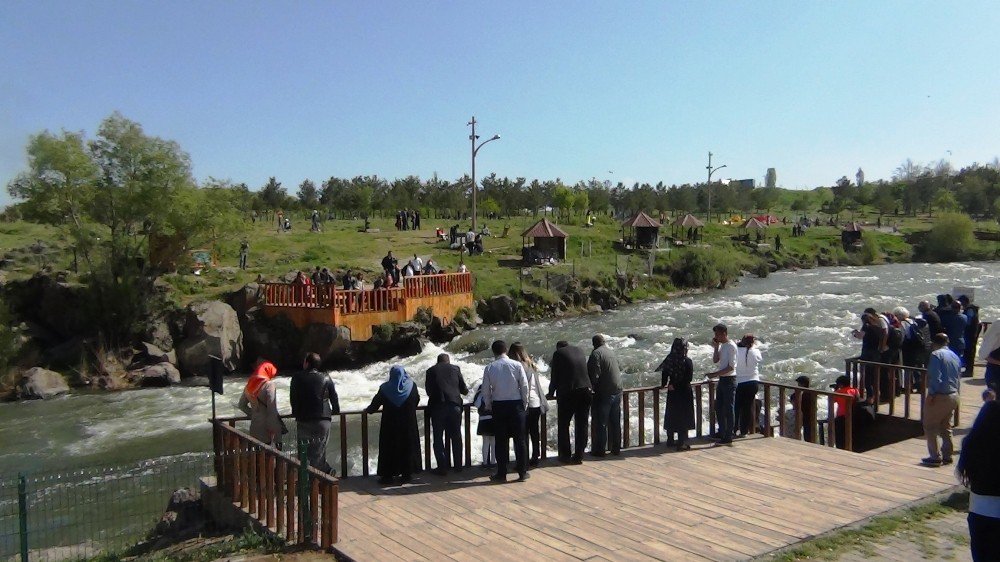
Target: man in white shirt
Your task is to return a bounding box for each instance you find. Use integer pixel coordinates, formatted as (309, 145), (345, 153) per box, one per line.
(409, 253), (423, 274)
(482, 340), (529, 483)
(705, 323), (738, 445)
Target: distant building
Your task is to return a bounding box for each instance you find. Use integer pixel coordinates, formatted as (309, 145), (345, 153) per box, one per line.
(733, 178), (755, 190)
(765, 168), (777, 188)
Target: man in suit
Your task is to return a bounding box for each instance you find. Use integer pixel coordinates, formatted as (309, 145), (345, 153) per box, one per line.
(546, 341), (596, 464)
(425, 353), (469, 475)
(589, 335), (623, 456)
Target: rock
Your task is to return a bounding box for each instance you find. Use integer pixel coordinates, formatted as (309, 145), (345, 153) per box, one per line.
(16, 367), (70, 399)
(4, 273), (91, 340)
(585, 305), (604, 314)
(242, 313), (302, 370)
(225, 283), (263, 323)
(299, 323), (352, 368)
(41, 336), (87, 368)
(149, 488), (204, 540)
(179, 376), (209, 388)
(485, 295), (517, 324)
(176, 301), (243, 378)
(131, 362), (181, 387)
(143, 317), (176, 352)
(140, 342), (171, 364)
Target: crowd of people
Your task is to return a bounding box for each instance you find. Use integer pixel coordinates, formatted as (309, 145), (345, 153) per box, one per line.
(394, 209), (421, 231)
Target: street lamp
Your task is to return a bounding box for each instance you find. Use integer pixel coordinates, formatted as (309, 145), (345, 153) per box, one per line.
(706, 151), (727, 222)
(468, 116), (500, 231)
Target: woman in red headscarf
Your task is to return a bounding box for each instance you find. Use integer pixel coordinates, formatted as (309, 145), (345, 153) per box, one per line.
(238, 357), (285, 448)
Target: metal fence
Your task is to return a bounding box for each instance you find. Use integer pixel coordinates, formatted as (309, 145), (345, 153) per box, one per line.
(0, 453), (214, 562)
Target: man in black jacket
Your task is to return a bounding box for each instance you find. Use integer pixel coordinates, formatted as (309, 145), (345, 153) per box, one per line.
(290, 353), (340, 474)
(546, 341), (596, 464)
(426, 353), (469, 474)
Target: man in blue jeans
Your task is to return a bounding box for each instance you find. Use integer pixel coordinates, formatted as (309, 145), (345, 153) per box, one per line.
(589, 335), (623, 456)
(706, 324), (738, 445)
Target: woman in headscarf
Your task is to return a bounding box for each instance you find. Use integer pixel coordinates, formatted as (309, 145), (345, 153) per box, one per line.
(237, 357), (284, 448)
(365, 365), (421, 485)
(658, 338), (695, 451)
(509, 342), (549, 467)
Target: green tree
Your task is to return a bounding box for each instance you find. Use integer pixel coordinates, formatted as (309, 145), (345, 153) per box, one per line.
(872, 183), (897, 216)
(552, 185), (575, 218)
(297, 179), (319, 208)
(790, 194), (810, 213)
(751, 187), (780, 213)
(932, 189), (960, 214)
(922, 212), (975, 261)
(259, 177), (287, 209)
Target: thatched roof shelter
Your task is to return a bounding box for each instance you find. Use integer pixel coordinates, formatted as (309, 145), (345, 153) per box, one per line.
(621, 211), (662, 249)
(741, 217), (768, 231)
(522, 218), (568, 261)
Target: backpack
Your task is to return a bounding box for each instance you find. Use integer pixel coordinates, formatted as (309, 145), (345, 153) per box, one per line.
(906, 317), (929, 351)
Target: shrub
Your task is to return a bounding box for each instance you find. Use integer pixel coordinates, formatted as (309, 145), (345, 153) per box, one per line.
(921, 213), (976, 262)
(859, 236), (882, 265)
(666, 247), (748, 289)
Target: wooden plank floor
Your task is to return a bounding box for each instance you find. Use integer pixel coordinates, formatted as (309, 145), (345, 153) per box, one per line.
(333, 367), (986, 562)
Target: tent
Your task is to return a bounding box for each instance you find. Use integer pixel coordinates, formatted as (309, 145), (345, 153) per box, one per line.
(621, 211), (662, 249)
(671, 213), (705, 241)
(521, 218), (568, 263)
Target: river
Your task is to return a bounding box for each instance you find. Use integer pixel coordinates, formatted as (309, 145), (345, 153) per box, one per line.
(2, 261), (997, 477)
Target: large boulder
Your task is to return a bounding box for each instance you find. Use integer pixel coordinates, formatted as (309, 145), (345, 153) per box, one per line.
(4, 273), (91, 340)
(16, 367), (70, 399)
(242, 313), (302, 370)
(149, 488), (204, 540)
(225, 283), (263, 324)
(130, 362), (181, 387)
(477, 295), (517, 324)
(175, 301), (243, 377)
(299, 323), (352, 368)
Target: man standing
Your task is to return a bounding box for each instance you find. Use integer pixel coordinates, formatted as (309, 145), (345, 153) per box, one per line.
(239, 240), (249, 270)
(290, 353), (341, 474)
(482, 340), (529, 483)
(589, 335), (623, 457)
(547, 341), (595, 464)
(922, 334), (961, 467)
(426, 354), (468, 475)
(706, 324), (738, 445)
(381, 251), (398, 279)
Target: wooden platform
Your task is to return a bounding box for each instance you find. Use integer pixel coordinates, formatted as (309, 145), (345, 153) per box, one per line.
(332, 368), (986, 561)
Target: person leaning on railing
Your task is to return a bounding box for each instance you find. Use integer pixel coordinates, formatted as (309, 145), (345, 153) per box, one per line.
(830, 375), (859, 450)
(290, 353), (340, 475)
(238, 357), (285, 449)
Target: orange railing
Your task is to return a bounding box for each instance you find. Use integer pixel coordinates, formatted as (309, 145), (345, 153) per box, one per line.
(262, 273), (472, 314)
(403, 272), (473, 298)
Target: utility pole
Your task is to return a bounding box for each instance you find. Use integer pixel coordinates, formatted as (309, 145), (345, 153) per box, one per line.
(468, 116), (500, 232)
(706, 152), (727, 223)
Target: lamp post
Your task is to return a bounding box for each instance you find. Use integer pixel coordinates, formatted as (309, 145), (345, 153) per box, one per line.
(706, 151), (727, 222)
(468, 116), (500, 232)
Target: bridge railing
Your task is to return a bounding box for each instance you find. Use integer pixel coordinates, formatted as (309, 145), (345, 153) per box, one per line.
(262, 272), (473, 314)
(403, 272), (473, 298)
(212, 421), (338, 548)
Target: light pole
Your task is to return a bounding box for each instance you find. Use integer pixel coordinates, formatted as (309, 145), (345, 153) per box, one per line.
(706, 151), (727, 222)
(468, 116), (500, 232)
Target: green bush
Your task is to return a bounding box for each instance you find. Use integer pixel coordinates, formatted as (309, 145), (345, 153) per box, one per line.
(921, 213), (976, 262)
(665, 247), (750, 289)
(859, 236), (882, 265)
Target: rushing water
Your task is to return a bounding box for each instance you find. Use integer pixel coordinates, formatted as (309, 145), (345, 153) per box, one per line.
(1, 262), (997, 477)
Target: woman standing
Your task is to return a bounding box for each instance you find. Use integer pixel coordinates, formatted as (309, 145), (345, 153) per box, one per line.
(237, 358), (284, 448)
(509, 342), (549, 467)
(734, 334), (762, 437)
(365, 365), (421, 485)
(658, 338), (694, 451)
(957, 400), (1000, 561)
(853, 313), (884, 403)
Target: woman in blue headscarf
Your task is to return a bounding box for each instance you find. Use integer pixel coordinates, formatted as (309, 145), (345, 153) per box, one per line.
(365, 365), (422, 485)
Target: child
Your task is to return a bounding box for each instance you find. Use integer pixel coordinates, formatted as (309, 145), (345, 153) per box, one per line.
(473, 382), (495, 467)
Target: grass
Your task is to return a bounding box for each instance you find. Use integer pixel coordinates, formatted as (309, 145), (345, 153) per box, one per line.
(87, 527), (285, 562)
(1, 208), (996, 310)
(763, 492), (969, 561)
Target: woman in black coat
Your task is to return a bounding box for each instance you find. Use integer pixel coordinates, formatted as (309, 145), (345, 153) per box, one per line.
(365, 365), (422, 485)
(658, 338), (695, 451)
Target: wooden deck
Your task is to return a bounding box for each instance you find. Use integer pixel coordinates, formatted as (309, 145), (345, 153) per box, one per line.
(333, 367), (986, 561)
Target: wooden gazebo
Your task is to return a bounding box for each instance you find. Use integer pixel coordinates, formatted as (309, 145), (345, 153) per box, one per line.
(841, 222), (863, 248)
(671, 213), (705, 241)
(621, 211), (662, 249)
(521, 218), (568, 263)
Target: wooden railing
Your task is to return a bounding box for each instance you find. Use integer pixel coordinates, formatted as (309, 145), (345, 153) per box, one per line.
(215, 377), (861, 485)
(262, 272), (473, 314)
(212, 421), (338, 548)
(845, 358), (959, 426)
(619, 380), (855, 451)
(403, 272), (473, 298)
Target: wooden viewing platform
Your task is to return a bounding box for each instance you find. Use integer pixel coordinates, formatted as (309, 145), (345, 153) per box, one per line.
(329, 365), (987, 561)
(261, 272), (474, 341)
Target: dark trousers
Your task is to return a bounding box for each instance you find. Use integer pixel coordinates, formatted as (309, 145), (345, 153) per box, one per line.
(969, 512), (1000, 562)
(526, 407), (542, 460)
(592, 391), (622, 455)
(492, 400), (527, 478)
(715, 377), (736, 441)
(296, 420), (332, 474)
(557, 390), (592, 461)
(735, 380), (759, 436)
(431, 402), (462, 470)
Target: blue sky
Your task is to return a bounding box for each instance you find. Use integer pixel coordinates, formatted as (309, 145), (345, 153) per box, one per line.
(2, 1), (998, 206)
